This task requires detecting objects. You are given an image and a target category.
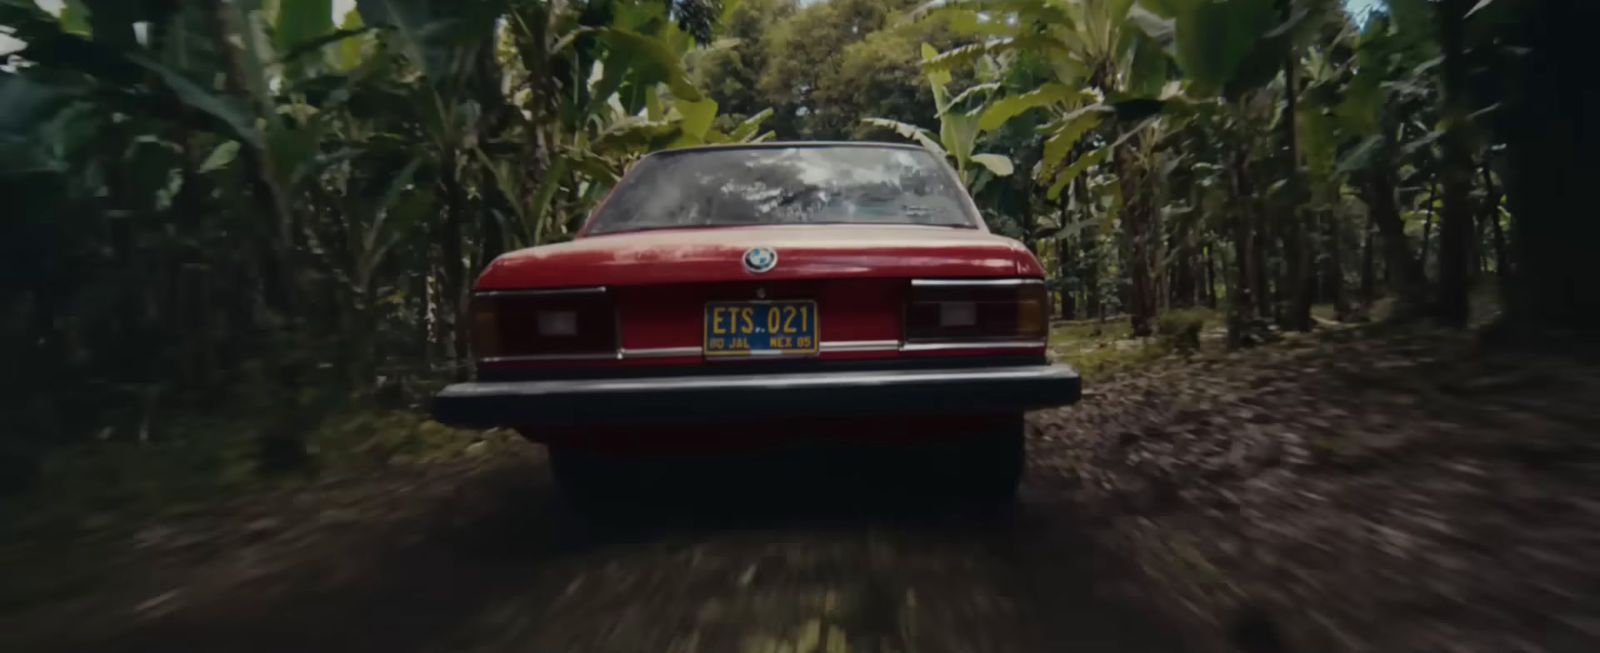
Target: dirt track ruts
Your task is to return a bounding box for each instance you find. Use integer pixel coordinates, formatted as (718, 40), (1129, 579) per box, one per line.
(11, 438), (1192, 653)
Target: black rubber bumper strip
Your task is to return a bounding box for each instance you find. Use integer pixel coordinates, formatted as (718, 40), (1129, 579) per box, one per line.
(431, 364), (1082, 428)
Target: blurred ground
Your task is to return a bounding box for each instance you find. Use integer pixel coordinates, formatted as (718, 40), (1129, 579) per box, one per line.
(3, 323), (1598, 653)
(1039, 324), (1600, 653)
(0, 444), (1185, 653)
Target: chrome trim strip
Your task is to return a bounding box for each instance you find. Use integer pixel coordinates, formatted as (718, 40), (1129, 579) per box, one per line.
(443, 365), (1076, 397)
(910, 278), (1044, 288)
(479, 352), (620, 363)
(486, 338), (1036, 362)
(709, 349), (811, 358)
(623, 340), (904, 358)
(620, 346), (703, 359)
(900, 340), (1047, 352)
(820, 340), (901, 353)
(475, 286), (608, 297)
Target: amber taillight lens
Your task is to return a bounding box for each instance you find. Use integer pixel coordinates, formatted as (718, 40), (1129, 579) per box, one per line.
(470, 289), (617, 361)
(904, 280), (1048, 342)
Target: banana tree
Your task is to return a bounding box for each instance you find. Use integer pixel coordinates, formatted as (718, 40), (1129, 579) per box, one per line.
(493, 0), (771, 246)
(911, 0), (1173, 191)
(0, 0), (372, 462)
(914, 0), (1175, 335)
(1131, 0), (1328, 341)
(913, 0), (1320, 338)
(1328, 3), (1440, 318)
(862, 43), (1014, 188)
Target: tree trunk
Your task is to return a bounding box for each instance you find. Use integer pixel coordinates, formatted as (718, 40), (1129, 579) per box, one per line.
(1083, 233), (1101, 320)
(1279, 51), (1313, 332)
(1117, 144), (1157, 337)
(206, 2), (300, 317)
(1419, 181), (1438, 275)
(1155, 211), (1170, 315)
(439, 151), (471, 380)
(1365, 151), (1426, 316)
(1497, 0), (1600, 332)
(1481, 159), (1509, 278)
(1420, 196), (1434, 273)
(1171, 231), (1198, 308)
(1435, 0), (1474, 326)
(1251, 202), (1272, 321)
(1322, 209), (1350, 320)
(418, 271), (435, 371)
(1470, 195), (1485, 279)
(1468, 160), (1487, 281)
(1073, 175), (1101, 320)
(1227, 145), (1259, 349)
(1204, 245), (1219, 309)
(208, 0), (309, 472)
(1057, 204), (1076, 320)
(1279, 195), (1312, 331)
(1361, 216), (1376, 303)
(1019, 193), (1038, 253)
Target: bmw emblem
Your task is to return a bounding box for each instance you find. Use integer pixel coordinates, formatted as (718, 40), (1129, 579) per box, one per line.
(743, 247), (778, 274)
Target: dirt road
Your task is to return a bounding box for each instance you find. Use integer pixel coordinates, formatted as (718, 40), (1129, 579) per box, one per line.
(6, 442), (1191, 653)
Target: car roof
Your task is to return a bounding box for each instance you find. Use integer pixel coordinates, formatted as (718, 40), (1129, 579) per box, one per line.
(646, 141), (927, 157)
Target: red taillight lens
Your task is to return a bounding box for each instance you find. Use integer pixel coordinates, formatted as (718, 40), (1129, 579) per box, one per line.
(905, 281), (1048, 342)
(470, 289), (617, 361)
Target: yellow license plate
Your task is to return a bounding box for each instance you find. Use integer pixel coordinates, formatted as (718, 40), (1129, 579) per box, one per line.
(704, 300), (819, 357)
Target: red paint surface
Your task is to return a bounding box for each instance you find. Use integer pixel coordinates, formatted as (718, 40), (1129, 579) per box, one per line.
(474, 223), (1048, 373)
(476, 224), (1043, 289)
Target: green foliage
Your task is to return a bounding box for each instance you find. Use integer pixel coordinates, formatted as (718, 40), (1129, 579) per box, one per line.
(1162, 0), (1282, 96)
(903, 0), (1540, 343)
(308, 410), (517, 470)
(979, 83), (1081, 132)
(751, 0), (925, 138)
(0, 0), (765, 483)
(690, 0), (796, 123)
(862, 42), (1015, 187)
(1157, 308), (1209, 353)
(822, 6), (966, 140)
(1049, 319), (1171, 381)
(276, 0), (336, 54)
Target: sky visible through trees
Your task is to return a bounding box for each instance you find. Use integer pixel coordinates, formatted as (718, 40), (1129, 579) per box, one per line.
(1345, 0), (1384, 21)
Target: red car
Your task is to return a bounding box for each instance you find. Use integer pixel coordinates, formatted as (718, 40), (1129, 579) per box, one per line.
(432, 142), (1080, 500)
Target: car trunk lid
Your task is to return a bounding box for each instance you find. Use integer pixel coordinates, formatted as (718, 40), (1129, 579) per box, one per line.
(476, 224), (1033, 290)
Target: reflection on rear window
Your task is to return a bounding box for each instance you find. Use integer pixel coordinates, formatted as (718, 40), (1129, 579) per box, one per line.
(585, 146), (977, 235)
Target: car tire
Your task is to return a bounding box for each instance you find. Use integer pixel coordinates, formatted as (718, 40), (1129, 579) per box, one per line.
(968, 421), (1026, 502)
(547, 446), (630, 509)
(927, 415), (1025, 503)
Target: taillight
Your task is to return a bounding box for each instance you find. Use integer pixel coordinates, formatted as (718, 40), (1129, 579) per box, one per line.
(470, 288), (618, 361)
(904, 279), (1048, 342)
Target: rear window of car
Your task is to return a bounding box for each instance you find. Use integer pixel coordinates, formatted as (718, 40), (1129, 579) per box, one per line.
(584, 145), (978, 235)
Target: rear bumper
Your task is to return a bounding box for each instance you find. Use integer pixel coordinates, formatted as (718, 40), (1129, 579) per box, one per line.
(431, 364), (1081, 429)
